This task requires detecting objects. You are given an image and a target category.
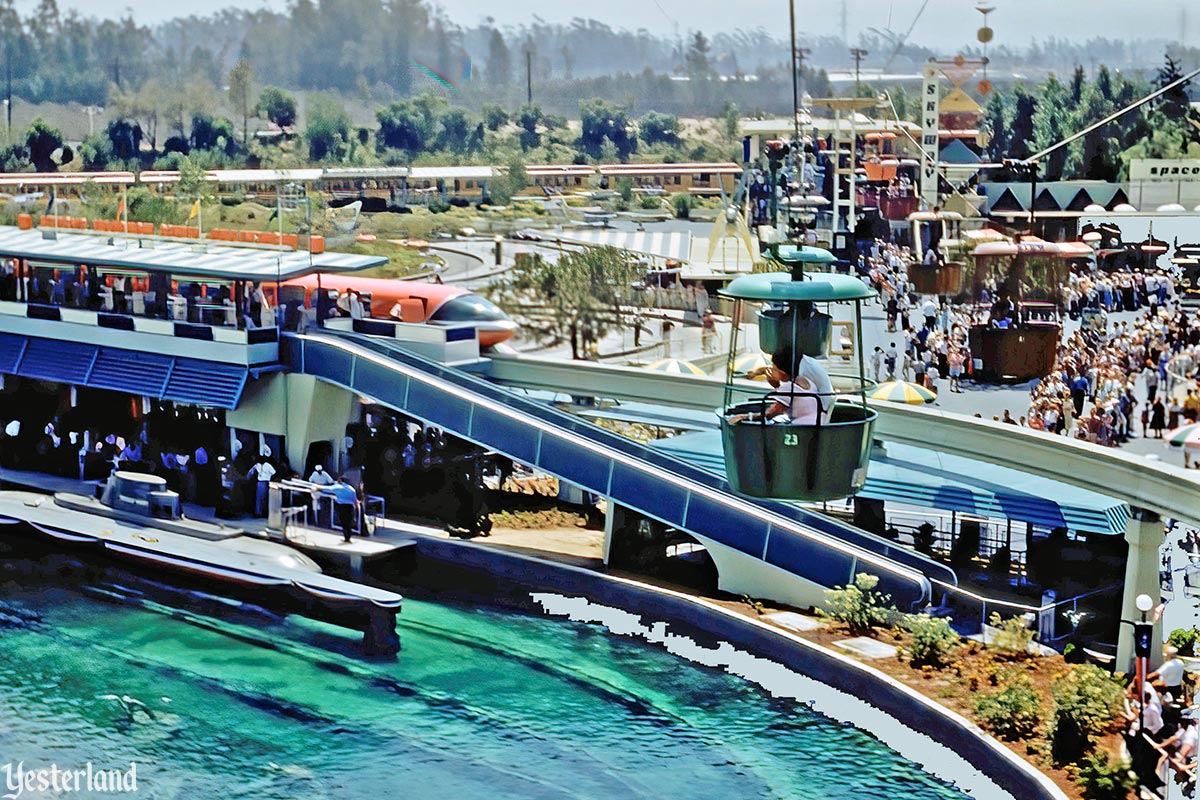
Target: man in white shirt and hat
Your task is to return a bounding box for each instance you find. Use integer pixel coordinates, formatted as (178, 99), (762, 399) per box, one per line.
(308, 464), (334, 486)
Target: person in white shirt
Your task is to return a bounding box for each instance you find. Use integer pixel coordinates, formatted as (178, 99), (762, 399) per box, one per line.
(869, 346), (884, 383)
(921, 297), (937, 330)
(308, 464), (335, 486)
(1150, 646), (1187, 701)
(247, 455), (277, 516)
(733, 353), (826, 425)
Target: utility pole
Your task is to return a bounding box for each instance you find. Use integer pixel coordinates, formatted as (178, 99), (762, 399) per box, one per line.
(796, 46), (812, 96)
(4, 47), (10, 141)
(788, 0), (799, 143)
(525, 49), (533, 104)
(850, 47), (869, 95)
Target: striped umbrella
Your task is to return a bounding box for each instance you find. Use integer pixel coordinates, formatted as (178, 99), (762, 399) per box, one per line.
(645, 358), (707, 376)
(867, 380), (937, 405)
(1166, 422), (1200, 449)
(732, 352), (772, 379)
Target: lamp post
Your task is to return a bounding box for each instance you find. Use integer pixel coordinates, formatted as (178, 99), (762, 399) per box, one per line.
(1133, 593), (1155, 737)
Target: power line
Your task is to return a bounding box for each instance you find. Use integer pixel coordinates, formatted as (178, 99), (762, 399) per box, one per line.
(1022, 65), (1200, 165)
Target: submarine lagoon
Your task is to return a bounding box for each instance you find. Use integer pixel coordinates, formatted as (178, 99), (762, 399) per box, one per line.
(0, 561), (1012, 800)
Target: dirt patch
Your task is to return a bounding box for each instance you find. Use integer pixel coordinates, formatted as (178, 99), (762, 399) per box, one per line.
(490, 507), (590, 530)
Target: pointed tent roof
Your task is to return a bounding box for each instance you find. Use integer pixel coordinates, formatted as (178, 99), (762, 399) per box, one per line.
(940, 87), (982, 114)
(1080, 184), (1119, 208)
(938, 138), (983, 165)
(1033, 187), (1064, 211)
(987, 185), (1032, 213)
(1065, 187), (1097, 211)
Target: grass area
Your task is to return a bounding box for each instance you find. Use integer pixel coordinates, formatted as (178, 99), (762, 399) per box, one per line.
(343, 239), (433, 278)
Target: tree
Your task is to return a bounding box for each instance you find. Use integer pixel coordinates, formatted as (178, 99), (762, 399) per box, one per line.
(79, 133), (112, 171)
(437, 108), (472, 154)
(190, 113), (238, 156)
(684, 31), (711, 80)
(482, 104), (509, 132)
(176, 154), (207, 198)
(26, 118), (64, 172)
(639, 111), (680, 146)
(721, 102), (739, 141)
(485, 28), (511, 87)
(257, 86), (297, 129)
(376, 99), (435, 160)
(1008, 84), (1037, 160)
(105, 119), (142, 162)
(227, 57), (253, 146)
(486, 154), (528, 204)
(1156, 53), (1191, 121)
(305, 94), (351, 162)
(579, 98), (636, 160)
(983, 89), (1011, 163)
(1069, 65), (1086, 105)
(516, 103), (542, 150)
(502, 245), (644, 360)
(1032, 74), (1070, 180)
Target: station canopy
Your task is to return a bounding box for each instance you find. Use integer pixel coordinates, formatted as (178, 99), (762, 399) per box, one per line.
(720, 271), (874, 302)
(0, 226), (386, 282)
(651, 432), (1130, 536)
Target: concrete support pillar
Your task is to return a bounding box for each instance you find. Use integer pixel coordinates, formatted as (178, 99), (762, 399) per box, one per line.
(1117, 508), (1164, 673)
(602, 498), (616, 565)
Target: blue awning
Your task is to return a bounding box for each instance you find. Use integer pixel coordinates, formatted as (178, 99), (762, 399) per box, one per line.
(0, 335), (250, 409)
(651, 431), (1130, 536)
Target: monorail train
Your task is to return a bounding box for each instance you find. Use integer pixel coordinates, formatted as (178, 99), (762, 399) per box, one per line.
(278, 274), (518, 347)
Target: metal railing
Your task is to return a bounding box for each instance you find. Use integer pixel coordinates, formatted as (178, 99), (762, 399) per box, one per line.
(928, 577), (1123, 646)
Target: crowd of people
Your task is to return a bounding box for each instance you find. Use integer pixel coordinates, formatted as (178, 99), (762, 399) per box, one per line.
(858, 239), (975, 394)
(1025, 284), (1200, 447)
(1126, 647), (1197, 798)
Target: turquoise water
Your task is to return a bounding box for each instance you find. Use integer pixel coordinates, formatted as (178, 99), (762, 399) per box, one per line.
(0, 578), (973, 800)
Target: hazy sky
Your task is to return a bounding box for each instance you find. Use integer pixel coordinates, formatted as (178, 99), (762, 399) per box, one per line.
(33, 0), (1193, 46)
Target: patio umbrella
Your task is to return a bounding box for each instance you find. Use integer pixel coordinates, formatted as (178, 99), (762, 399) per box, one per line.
(867, 380), (936, 405)
(645, 358), (707, 376)
(1166, 423), (1200, 449)
(731, 352), (772, 378)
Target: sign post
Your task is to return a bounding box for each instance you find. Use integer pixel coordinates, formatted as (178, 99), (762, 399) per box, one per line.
(921, 62), (941, 208)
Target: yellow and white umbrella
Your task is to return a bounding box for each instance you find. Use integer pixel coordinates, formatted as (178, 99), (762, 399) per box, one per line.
(732, 352), (772, 379)
(645, 358), (707, 376)
(867, 380), (936, 405)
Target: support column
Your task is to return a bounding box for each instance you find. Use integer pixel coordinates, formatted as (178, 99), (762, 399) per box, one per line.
(1117, 508), (1163, 672)
(602, 499), (616, 565)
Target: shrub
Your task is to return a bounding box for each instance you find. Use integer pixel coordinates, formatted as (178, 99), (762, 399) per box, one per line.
(987, 612), (1036, 657)
(821, 573), (896, 635)
(1051, 664), (1124, 765)
(670, 192), (692, 219)
(973, 675), (1043, 740)
(906, 614), (960, 667)
(1168, 627), (1199, 657)
(1063, 642), (1086, 664)
(1075, 753), (1136, 800)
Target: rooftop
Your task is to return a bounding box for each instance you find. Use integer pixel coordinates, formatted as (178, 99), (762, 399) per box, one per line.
(0, 226), (386, 281)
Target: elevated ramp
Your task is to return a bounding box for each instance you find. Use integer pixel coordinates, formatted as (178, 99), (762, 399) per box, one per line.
(282, 332), (951, 608)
